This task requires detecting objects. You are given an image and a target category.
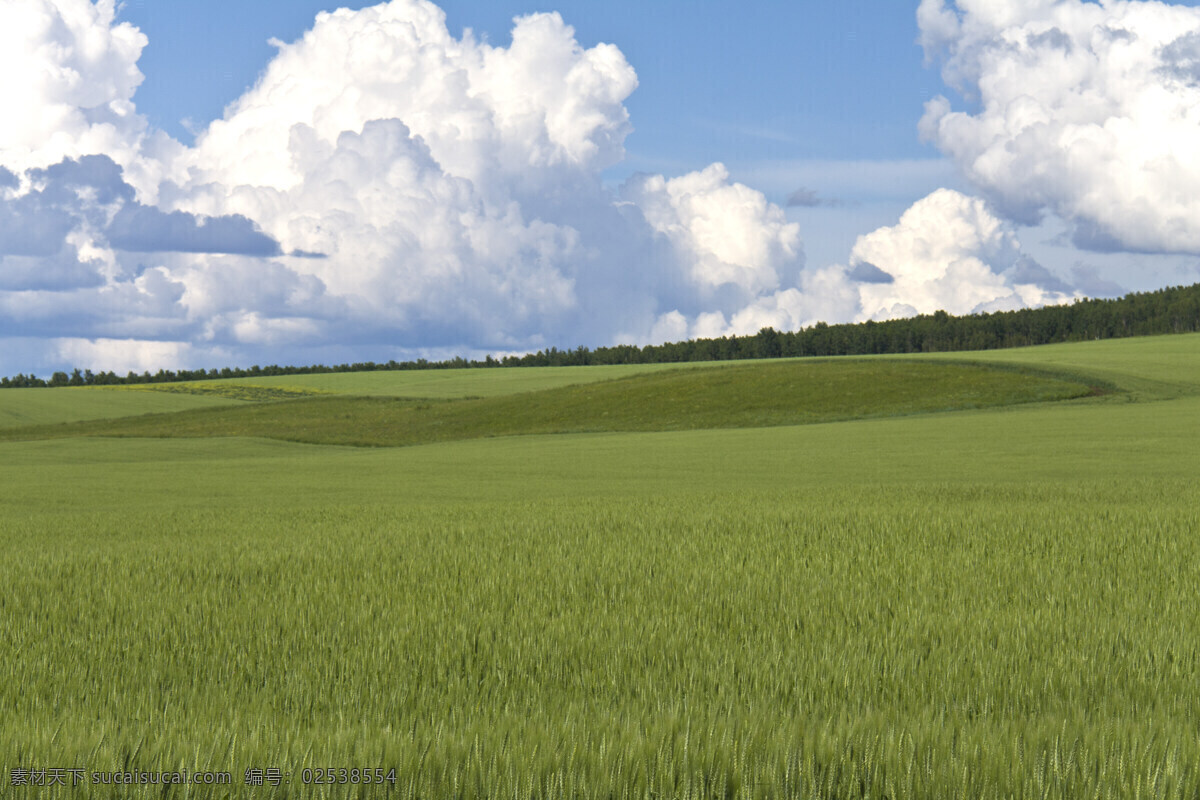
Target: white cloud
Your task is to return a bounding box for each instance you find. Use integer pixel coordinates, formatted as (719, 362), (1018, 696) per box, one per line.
(156, 1), (804, 353)
(179, 2), (635, 196)
(646, 264), (863, 343)
(657, 189), (1078, 340)
(0, 0), (1101, 377)
(621, 164), (802, 298)
(0, 0), (160, 193)
(183, 118), (582, 348)
(52, 337), (213, 376)
(919, 0), (1200, 254)
(4, 0), (812, 374)
(156, 3), (649, 351)
(852, 188), (1041, 318)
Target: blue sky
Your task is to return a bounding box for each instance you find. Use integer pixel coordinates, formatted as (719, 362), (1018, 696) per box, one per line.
(120, 1), (943, 163)
(3, 0), (1200, 375)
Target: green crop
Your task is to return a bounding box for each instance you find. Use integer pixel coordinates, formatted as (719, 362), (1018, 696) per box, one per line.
(148, 360), (721, 399)
(0, 359), (1095, 447)
(1, 334), (1199, 798)
(0, 385), (238, 429)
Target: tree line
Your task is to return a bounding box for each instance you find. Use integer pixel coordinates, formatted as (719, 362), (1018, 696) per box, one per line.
(5, 282), (1200, 389)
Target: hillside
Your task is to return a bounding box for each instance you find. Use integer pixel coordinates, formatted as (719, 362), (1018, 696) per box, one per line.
(0, 359), (1098, 447)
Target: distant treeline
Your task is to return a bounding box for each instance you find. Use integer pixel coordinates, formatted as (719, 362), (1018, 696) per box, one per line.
(5, 282), (1200, 389)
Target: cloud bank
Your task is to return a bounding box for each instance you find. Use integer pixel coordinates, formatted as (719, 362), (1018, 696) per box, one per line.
(1, 0), (820, 373)
(650, 188), (1076, 340)
(919, 0), (1200, 254)
(0, 0), (1120, 375)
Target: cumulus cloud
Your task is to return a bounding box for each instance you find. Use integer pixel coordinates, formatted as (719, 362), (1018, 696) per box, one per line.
(154, 1), (804, 354)
(846, 262), (894, 284)
(651, 189), (1077, 340)
(0, 0), (1091, 376)
(621, 164), (803, 299)
(53, 337), (215, 376)
(0, 0), (157, 188)
(643, 262), (865, 343)
(206, 118), (579, 347)
(0, 155), (283, 283)
(848, 189), (1075, 319)
(2, 0), (813, 374)
(177, 2), (636, 198)
(0, 150), (316, 366)
(107, 207), (280, 256)
(918, 0), (1200, 254)
(152, 3), (648, 352)
(0, 194), (76, 258)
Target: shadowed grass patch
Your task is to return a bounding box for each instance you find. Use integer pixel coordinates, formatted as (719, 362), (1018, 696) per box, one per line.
(134, 382), (330, 402)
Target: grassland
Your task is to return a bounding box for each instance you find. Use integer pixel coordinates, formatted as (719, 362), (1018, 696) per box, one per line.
(158, 361), (719, 398)
(0, 385), (240, 428)
(1, 334), (1199, 798)
(0, 360), (718, 432)
(0, 360), (1097, 447)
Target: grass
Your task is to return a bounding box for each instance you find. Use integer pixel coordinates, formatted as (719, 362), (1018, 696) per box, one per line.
(923, 332), (1200, 401)
(2, 330), (1190, 433)
(139, 382), (329, 402)
(5, 481), (1199, 798)
(0, 359), (1096, 447)
(0, 361), (714, 431)
(1, 333), (1199, 798)
(0, 384), (239, 429)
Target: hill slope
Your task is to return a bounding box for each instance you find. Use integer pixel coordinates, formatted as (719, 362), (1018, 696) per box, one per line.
(1, 359), (1097, 447)
(0, 386), (240, 429)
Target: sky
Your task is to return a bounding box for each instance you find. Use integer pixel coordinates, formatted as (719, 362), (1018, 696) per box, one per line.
(4, 0), (1200, 376)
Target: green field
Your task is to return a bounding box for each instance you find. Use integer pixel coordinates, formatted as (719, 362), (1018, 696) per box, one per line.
(0, 362), (719, 431)
(161, 361), (721, 399)
(2, 335), (1199, 798)
(0, 385), (240, 428)
(0, 360), (1098, 447)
